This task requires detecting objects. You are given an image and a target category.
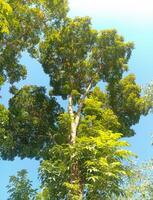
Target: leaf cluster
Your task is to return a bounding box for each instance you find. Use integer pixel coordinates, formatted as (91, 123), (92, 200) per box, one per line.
(0, 85), (63, 159)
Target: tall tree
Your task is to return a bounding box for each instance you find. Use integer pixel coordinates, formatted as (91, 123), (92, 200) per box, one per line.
(7, 169), (37, 200)
(0, 5), (147, 199)
(38, 17), (146, 199)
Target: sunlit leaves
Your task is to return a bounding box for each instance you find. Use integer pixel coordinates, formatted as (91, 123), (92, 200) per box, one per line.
(39, 90), (133, 199)
(39, 130), (132, 199)
(80, 87), (120, 135)
(0, 0), (12, 34)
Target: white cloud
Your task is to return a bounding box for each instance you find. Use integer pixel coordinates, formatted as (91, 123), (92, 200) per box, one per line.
(68, 0), (153, 22)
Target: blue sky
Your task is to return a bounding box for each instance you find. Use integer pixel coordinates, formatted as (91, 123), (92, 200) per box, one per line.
(0, 0), (153, 198)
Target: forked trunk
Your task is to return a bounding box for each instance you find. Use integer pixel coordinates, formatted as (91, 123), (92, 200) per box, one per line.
(68, 84), (92, 199)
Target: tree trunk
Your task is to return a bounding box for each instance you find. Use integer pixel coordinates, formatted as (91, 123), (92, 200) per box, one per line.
(69, 161), (83, 200)
(68, 84), (92, 199)
(70, 120), (77, 144)
(68, 94), (83, 199)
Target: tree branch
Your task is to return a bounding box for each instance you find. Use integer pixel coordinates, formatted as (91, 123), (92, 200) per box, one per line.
(75, 82), (92, 128)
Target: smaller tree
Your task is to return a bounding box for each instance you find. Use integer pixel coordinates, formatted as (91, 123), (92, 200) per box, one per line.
(7, 169), (37, 200)
(115, 161), (153, 200)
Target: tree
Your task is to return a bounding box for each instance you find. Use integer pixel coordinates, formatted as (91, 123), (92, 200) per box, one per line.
(7, 169), (37, 200)
(37, 17), (146, 199)
(0, 6), (147, 200)
(114, 161), (153, 200)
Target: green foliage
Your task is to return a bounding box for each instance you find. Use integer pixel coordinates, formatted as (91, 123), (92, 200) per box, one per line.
(7, 169), (37, 200)
(0, 104), (8, 136)
(0, 0), (68, 159)
(107, 74), (146, 136)
(39, 134), (132, 199)
(39, 18), (133, 100)
(39, 16), (146, 136)
(40, 17), (97, 98)
(0, 0), (12, 34)
(36, 187), (50, 200)
(0, 85), (63, 160)
(0, 0), (68, 84)
(0, 0), (42, 83)
(0, 104), (12, 159)
(80, 87), (121, 135)
(55, 113), (71, 144)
